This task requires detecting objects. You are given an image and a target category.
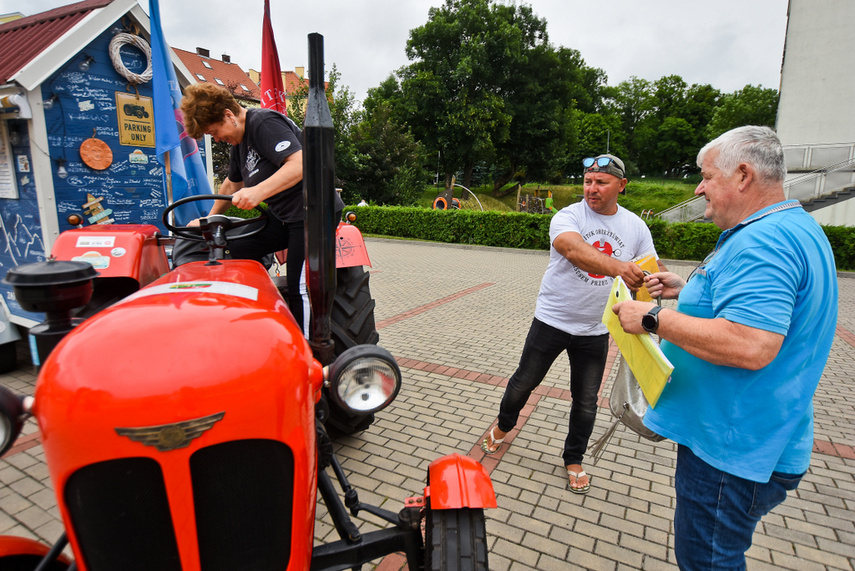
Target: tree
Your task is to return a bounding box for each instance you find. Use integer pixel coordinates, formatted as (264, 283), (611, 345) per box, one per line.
(706, 84), (778, 139)
(603, 76), (655, 169)
(607, 75), (720, 176)
(286, 65), (358, 191)
(606, 77), (654, 132)
(362, 75), (405, 118)
(210, 139), (231, 185)
(490, 45), (606, 189)
(345, 101), (428, 205)
(676, 83), (721, 171)
(399, 0), (548, 189)
(655, 116), (696, 175)
(574, 111), (626, 169)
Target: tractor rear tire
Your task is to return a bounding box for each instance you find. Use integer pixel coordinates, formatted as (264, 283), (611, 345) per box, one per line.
(324, 266), (381, 435)
(330, 266), (379, 352)
(425, 506), (489, 571)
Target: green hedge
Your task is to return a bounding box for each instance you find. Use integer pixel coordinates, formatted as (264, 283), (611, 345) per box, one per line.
(644, 218), (721, 262)
(346, 206), (552, 249)
(821, 225), (855, 272)
(346, 205), (855, 271)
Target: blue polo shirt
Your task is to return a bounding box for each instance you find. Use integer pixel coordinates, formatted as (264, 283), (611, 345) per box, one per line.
(644, 201), (837, 482)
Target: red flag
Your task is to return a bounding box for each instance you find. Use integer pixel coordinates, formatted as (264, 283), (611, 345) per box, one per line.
(260, 0), (288, 115)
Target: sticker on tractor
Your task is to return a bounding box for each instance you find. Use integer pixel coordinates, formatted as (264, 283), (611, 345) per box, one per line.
(75, 236), (116, 248)
(71, 252), (110, 270)
(130, 282), (259, 301)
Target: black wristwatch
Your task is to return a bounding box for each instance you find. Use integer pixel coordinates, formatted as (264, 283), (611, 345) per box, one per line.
(641, 306), (663, 334)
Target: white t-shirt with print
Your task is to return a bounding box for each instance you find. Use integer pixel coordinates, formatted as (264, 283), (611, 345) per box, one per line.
(534, 201), (657, 336)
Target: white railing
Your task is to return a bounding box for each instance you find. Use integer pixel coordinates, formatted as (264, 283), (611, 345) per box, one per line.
(784, 157), (855, 202)
(657, 155), (855, 223)
(657, 196), (706, 223)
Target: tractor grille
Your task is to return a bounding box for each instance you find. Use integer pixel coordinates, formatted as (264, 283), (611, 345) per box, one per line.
(64, 457), (182, 571)
(63, 441), (295, 569)
(190, 439), (295, 571)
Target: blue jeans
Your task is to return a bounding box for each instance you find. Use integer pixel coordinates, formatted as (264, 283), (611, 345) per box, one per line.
(674, 445), (804, 571)
(496, 318), (609, 466)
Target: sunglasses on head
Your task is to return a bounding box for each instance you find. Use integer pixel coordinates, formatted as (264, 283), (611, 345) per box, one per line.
(583, 157), (613, 169)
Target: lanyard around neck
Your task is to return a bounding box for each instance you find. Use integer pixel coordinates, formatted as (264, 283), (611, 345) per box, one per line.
(689, 201), (802, 280)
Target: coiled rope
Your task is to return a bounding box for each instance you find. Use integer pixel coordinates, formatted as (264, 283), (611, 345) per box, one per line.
(109, 32), (153, 84)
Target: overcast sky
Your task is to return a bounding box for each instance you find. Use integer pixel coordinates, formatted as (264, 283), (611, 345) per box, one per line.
(4, 0), (789, 105)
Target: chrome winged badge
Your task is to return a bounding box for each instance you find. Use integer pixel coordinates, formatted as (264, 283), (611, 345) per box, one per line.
(115, 412), (225, 452)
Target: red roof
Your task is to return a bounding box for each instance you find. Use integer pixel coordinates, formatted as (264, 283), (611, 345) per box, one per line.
(174, 47), (261, 102)
(0, 0), (113, 85)
(282, 71), (308, 95)
(247, 68), (326, 96)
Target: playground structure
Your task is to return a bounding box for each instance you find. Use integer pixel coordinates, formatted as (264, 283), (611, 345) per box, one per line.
(432, 178), (485, 211)
(517, 186), (557, 214)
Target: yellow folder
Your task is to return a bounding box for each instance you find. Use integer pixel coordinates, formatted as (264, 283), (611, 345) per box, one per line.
(632, 252), (659, 302)
(602, 277), (673, 407)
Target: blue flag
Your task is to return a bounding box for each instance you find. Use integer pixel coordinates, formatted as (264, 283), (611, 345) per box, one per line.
(150, 0), (212, 226)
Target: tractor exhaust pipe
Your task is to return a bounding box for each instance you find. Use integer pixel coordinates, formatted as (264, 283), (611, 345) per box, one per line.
(303, 33), (336, 365)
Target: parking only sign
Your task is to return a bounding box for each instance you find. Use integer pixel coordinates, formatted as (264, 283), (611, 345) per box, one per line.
(116, 92), (155, 147)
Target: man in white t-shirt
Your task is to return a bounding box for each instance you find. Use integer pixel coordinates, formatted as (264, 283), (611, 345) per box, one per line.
(481, 153), (664, 494)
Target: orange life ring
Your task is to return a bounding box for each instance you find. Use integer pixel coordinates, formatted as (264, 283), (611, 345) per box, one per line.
(432, 196), (448, 210)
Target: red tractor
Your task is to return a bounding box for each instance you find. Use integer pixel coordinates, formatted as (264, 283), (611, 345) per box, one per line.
(0, 34), (495, 571)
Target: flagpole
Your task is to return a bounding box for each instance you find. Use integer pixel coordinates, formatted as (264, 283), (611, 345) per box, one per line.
(165, 150), (174, 226)
(150, 0), (212, 227)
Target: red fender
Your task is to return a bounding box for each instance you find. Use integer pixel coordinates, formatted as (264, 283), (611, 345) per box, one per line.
(274, 223), (372, 269)
(0, 535), (72, 564)
(50, 224), (170, 287)
(426, 453), (497, 510)
(335, 222), (371, 268)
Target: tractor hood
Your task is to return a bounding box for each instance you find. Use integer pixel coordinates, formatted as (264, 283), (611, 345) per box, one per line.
(31, 259), (323, 569)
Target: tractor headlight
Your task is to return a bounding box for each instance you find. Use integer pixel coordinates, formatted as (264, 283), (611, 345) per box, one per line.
(0, 387), (26, 457)
(326, 345), (401, 414)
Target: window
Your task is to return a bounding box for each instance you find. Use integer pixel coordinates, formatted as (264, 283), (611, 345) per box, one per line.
(196, 73), (206, 81)
(214, 78), (224, 86)
(240, 84), (249, 92)
(202, 61), (212, 69)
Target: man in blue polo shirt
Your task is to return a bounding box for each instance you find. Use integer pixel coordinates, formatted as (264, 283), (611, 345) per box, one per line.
(612, 125), (837, 570)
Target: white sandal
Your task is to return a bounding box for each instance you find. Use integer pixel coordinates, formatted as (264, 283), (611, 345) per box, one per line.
(567, 469), (591, 494)
(480, 427), (505, 455)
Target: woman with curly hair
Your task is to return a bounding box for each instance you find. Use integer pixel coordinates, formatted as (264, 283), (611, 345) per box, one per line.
(178, 83), (341, 335)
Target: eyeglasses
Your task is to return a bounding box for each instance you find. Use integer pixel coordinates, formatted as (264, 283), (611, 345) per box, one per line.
(687, 250), (715, 282)
(583, 157), (613, 169)
(583, 156), (626, 182)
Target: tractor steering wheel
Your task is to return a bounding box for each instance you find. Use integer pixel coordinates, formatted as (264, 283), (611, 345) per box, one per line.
(162, 195), (268, 242)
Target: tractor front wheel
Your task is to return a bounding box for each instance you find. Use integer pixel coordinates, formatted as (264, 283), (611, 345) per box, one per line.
(425, 506), (489, 571)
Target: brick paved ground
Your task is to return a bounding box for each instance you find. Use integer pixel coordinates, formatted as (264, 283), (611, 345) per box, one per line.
(1, 237), (853, 570)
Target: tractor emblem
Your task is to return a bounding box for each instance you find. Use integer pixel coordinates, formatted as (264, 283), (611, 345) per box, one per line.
(115, 411), (225, 452)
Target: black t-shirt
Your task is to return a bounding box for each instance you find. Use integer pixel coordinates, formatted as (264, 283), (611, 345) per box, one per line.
(228, 108), (304, 223)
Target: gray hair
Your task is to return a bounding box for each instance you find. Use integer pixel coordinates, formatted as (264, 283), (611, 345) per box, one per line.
(697, 126), (786, 183)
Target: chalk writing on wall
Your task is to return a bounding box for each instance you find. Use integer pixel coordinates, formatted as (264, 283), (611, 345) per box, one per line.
(2, 24), (210, 324)
(0, 124), (18, 199)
